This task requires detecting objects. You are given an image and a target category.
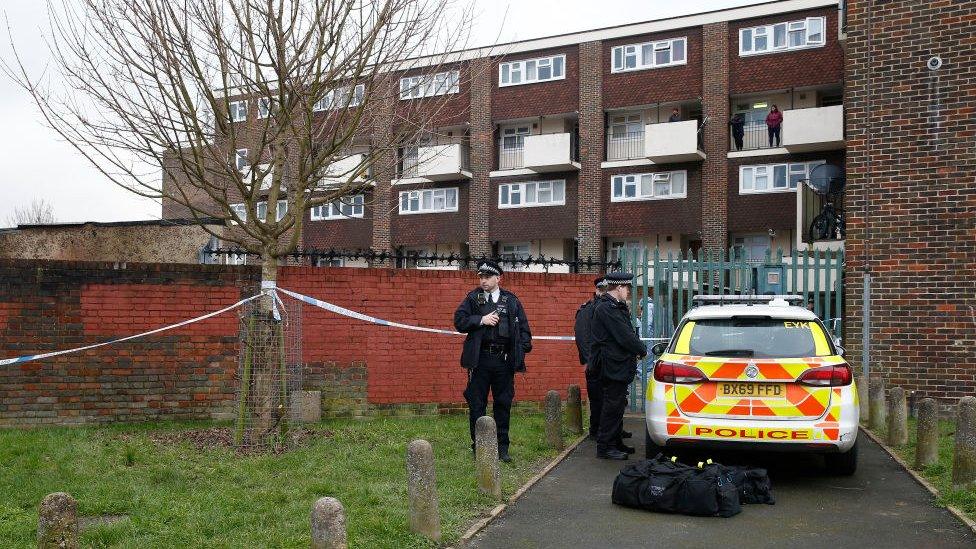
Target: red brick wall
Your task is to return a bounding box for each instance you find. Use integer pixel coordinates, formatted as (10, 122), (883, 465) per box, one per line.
(488, 173), (580, 241)
(395, 64), (472, 129)
(302, 190), (374, 251)
(390, 182), (470, 247)
(701, 21), (731, 250)
(602, 164), (703, 237)
(729, 7), (844, 94)
(491, 46), (580, 120)
(602, 28), (703, 109)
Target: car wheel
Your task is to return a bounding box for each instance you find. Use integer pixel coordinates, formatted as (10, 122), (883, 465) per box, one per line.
(645, 424), (665, 459)
(824, 440), (858, 476)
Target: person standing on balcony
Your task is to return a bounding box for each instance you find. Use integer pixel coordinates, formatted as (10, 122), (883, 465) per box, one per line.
(730, 113), (745, 151)
(454, 260), (532, 463)
(668, 108), (682, 123)
(766, 105), (783, 147)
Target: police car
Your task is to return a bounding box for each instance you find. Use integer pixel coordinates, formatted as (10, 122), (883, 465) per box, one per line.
(645, 295), (858, 475)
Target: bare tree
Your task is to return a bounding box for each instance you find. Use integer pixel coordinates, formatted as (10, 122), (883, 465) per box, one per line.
(5, 0), (484, 447)
(6, 198), (57, 227)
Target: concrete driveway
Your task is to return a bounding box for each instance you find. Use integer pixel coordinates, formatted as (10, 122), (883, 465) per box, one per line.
(467, 416), (976, 549)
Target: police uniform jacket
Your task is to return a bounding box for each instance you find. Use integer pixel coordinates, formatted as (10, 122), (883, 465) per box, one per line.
(574, 299), (596, 365)
(589, 294), (647, 382)
(454, 288), (532, 372)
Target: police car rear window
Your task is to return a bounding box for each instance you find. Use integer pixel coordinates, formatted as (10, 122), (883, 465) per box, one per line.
(678, 318), (831, 358)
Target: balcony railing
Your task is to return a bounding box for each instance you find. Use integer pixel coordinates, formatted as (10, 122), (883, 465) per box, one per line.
(606, 131), (645, 161)
(499, 141), (524, 170)
(730, 123), (784, 152)
(399, 140), (471, 180)
(498, 132), (580, 172)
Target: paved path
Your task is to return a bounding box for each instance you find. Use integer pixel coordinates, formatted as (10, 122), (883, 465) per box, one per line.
(468, 417), (976, 549)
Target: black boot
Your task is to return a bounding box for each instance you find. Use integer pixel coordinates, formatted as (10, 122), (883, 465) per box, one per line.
(617, 443), (636, 455)
(621, 430), (633, 439)
(499, 447), (512, 463)
(597, 449), (629, 460)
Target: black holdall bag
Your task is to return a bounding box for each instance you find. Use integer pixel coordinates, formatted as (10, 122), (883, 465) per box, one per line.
(611, 454), (695, 512)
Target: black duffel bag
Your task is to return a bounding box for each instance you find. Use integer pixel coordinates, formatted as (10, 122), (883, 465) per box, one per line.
(611, 454), (741, 517)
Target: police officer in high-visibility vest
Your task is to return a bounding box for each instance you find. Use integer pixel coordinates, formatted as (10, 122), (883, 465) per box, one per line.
(454, 260), (532, 462)
(589, 272), (647, 460)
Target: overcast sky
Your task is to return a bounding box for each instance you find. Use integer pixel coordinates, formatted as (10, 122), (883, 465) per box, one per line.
(0, 0), (756, 228)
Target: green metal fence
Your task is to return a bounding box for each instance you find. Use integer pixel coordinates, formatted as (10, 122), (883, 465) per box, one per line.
(620, 247), (846, 413)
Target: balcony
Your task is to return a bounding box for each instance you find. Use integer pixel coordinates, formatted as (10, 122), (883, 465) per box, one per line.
(606, 131), (645, 161)
(399, 142), (471, 182)
(782, 105), (844, 153)
(319, 154), (371, 188)
(496, 132), (580, 174)
(644, 120), (705, 163)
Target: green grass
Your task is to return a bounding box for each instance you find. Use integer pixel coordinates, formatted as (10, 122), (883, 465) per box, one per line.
(0, 414), (564, 548)
(871, 419), (976, 521)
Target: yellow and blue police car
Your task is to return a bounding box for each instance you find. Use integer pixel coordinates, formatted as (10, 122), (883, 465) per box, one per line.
(645, 295), (859, 475)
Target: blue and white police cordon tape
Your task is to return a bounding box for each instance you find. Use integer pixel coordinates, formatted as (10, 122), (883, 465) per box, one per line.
(0, 294), (265, 367)
(273, 286), (667, 342)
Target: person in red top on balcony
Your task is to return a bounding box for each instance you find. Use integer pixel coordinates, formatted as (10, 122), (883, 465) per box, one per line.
(766, 104), (783, 148)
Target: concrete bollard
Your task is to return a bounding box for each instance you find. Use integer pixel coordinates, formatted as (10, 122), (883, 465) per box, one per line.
(475, 416), (501, 500)
(311, 497), (347, 549)
(887, 386), (909, 446)
(857, 373), (870, 425)
(868, 377), (886, 433)
(545, 390), (564, 451)
(38, 492), (79, 549)
(566, 384), (583, 436)
(951, 396), (976, 490)
(406, 439), (440, 541)
(915, 398), (940, 470)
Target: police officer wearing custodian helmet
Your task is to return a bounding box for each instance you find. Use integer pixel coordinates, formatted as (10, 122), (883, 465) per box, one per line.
(589, 272), (647, 460)
(454, 260), (532, 462)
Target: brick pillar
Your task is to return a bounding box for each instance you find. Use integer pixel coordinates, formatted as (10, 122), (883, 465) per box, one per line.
(467, 58), (493, 258)
(701, 22), (730, 251)
(577, 41), (605, 273)
(370, 76), (397, 263)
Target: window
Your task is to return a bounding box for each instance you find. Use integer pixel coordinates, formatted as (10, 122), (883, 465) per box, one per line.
(607, 112), (645, 160)
(611, 37), (687, 73)
(398, 187), (459, 214)
(316, 257), (345, 267)
(500, 242), (531, 270)
(611, 171), (687, 201)
(229, 203), (247, 222)
(257, 98), (272, 119)
(256, 200), (289, 222)
(314, 84), (365, 111)
(310, 194), (365, 220)
(499, 55), (565, 86)
(498, 180), (566, 208)
(399, 70), (460, 99)
(739, 161), (825, 194)
(234, 149), (248, 171)
(608, 240), (643, 263)
(739, 17), (826, 56)
(229, 100), (247, 122)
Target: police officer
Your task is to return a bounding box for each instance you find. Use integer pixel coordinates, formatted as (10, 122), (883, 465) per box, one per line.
(454, 260), (532, 462)
(589, 272), (647, 460)
(574, 276), (608, 439)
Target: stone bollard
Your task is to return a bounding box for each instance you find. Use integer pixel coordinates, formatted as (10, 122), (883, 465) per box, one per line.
(915, 398), (940, 470)
(868, 377), (886, 433)
(475, 416), (501, 500)
(311, 497), (347, 549)
(545, 390), (564, 451)
(406, 440), (440, 541)
(38, 492), (79, 549)
(566, 384), (583, 436)
(951, 396), (976, 490)
(887, 386), (909, 446)
(857, 373), (870, 425)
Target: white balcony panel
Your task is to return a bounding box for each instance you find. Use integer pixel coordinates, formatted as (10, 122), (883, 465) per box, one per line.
(319, 154), (369, 188)
(644, 120), (705, 163)
(783, 105), (844, 152)
(522, 133), (579, 172)
(416, 143), (471, 181)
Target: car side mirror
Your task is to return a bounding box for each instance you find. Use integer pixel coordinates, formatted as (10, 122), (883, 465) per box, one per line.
(651, 342), (668, 356)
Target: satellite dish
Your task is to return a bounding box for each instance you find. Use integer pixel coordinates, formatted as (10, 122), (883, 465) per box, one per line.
(806, 164), (846, 195)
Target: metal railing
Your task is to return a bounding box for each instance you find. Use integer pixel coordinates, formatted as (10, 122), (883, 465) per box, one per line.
(730, 123), (784, 152)
(498, 140), (524, 170)
(606, 131), (645, 161)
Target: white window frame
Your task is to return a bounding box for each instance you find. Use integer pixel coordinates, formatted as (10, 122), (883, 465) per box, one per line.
(610, 171), (688, 202)
(398, 187), (459, 215)
(399, 70), (460, 100)
(739, 160), (825, 195)
(611, 37), (687, 73)
(310, 194), (365, 221)
(608, 240), (644, 264)
(256, 199), (289, 222)
(739, 17), (826, 57)
(257, 98), (272, 119)
(234, 149), (248, 171)
(229, 100), (247, 122)
(314, 84), (365, 111)
(499, 54), (566, 87)
(498, 180), (566, 209)
(500, 242), (532, 271)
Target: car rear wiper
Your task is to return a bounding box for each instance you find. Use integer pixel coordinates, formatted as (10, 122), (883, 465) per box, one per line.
(703, 349), (755, 357)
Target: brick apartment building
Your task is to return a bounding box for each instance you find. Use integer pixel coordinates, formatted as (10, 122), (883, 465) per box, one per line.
(163, 0), (847, 271)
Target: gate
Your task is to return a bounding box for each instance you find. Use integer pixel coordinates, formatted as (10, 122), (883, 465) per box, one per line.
(620, 247), (846, 413)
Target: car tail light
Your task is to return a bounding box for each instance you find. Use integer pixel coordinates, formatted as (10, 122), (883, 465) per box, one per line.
(654, 360), (708, 384)
(797, 363), (852, 387)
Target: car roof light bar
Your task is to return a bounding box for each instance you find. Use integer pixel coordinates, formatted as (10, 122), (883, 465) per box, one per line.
(691, 294), (804, 306)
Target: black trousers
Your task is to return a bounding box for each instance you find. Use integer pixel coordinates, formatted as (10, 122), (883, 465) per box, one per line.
(585, 366), (603, 437)
(597, 379), (630, 453)
(464, 350), (515, 451)
(732, 132), (744, 151)
(768, 126), (781, 147)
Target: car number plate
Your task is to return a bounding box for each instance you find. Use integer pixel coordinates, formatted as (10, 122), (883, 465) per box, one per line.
(718, 382), (785, 397)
